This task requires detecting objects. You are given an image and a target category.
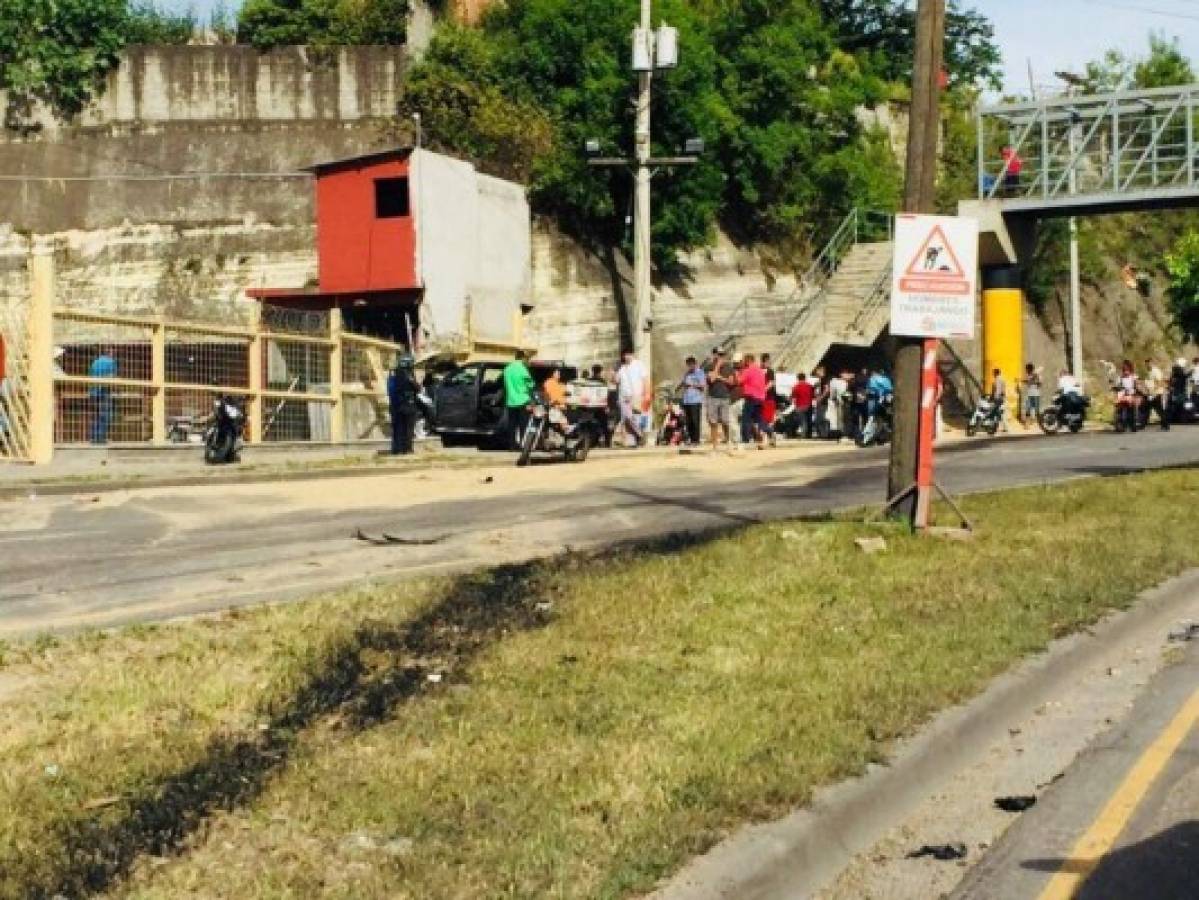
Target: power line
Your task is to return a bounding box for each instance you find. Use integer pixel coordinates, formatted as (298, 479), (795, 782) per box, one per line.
(1085, 0), (1199, 21)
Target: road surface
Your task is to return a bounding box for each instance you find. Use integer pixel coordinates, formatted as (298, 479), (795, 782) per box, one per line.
(955, 637), (1199, 900)
(2, 429), (1198, 637)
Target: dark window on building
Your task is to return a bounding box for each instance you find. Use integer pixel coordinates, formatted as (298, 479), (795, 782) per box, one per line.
(374, 177), (411, 218)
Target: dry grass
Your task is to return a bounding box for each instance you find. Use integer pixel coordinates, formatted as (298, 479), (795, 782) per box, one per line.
(2, 469), (1198, 899)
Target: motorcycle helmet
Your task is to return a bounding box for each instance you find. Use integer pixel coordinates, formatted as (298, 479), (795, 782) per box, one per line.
(398, 354), (415, 369)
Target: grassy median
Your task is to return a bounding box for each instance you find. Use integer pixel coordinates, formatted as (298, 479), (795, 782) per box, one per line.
(2, 468), (1197, 899)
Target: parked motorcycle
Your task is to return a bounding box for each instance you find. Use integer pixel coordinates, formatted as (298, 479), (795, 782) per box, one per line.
(856, 394), (893, 447)
(517, 401), (603, 466)
(966, 397), (1004, 436)
(204, 394), (245, 465)
(1038, 391), (1089, 435)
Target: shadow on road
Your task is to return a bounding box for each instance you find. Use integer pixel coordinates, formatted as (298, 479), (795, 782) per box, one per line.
(1020, 821), (1199, 899)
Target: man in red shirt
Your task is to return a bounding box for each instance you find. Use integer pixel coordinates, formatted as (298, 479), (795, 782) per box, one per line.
(739, 353), (769, 447)
(1001, 145), (1023, 193)
(788, 370), (815, 439)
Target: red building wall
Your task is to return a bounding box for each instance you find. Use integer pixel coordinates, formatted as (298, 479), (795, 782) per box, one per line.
(315, 156), (418, 294)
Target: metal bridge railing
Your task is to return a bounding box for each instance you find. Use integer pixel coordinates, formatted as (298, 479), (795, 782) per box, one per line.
(978, 83), (1199, 206)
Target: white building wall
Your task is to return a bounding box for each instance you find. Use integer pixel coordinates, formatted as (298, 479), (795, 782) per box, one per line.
(412, 149), (530, 349)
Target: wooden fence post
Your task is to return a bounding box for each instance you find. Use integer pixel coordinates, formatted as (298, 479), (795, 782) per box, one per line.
(27, 252), (55, 465)
(329, 306), (344, 443)
(151, 316), (166, 444)
(248, 309), (264, 444)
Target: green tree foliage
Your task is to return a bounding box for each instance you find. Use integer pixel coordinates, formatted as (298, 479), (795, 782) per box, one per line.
(0, 0), (130, 119)
(1133, 33), (1194, 89)
(236, 0), (409, 50)
(124, 2), (198, 44)
(1084, 33), (1194, 92)
(818, 0), (1001, 90)
(1165, 231), (1199, 341)
(400, 0), (903, 270)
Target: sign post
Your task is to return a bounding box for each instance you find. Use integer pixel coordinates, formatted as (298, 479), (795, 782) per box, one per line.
(884, 214), (979, 530)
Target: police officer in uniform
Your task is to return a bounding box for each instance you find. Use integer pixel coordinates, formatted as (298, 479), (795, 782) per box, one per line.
(388, 354), (419, 455)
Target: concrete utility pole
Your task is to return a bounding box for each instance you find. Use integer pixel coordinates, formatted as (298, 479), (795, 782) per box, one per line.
(888, 0), (946, 512)
(587, 4), (693, 388)
(1057, 71), (1087, 381)
(633, 0), (653, 382)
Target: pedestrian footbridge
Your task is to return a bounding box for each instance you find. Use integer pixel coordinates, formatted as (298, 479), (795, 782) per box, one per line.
(977, 83), (1199, 219)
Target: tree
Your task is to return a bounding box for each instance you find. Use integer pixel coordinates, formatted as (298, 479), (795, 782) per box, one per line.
(1134, 33), (1194, 89)
(1165, 231), (1199, 341)
(818, 0), (1002, 89)
(0, 0), (130, 120)
(237, 0), (409, 50)
(400, 0), (901, 270)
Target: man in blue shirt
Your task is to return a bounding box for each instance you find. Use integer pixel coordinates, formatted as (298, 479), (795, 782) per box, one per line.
(866, 368), (893, 418)
(88, 352), (117, 444)
(679, 356), (707, 446)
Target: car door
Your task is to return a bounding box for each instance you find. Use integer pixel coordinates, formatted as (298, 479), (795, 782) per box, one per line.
(477, 365), (507, 432)
(433, 365), (482, 431)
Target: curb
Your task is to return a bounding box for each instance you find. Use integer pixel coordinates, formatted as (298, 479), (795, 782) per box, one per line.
(0, 426), (1095, 500)
(651, 569), (1199, 900)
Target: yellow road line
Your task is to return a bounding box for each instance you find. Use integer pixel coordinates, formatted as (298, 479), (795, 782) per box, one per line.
(1038, 687), (1199, 900)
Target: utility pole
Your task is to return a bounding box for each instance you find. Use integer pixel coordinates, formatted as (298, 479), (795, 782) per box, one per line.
(586, 7), (695, 390)
(888, 0), (946, 512)
(1057, 71), (1087, 381)
(634, 0), (653, 382)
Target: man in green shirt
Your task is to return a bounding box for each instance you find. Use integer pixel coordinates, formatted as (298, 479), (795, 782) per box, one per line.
(503, 350), (536, 450)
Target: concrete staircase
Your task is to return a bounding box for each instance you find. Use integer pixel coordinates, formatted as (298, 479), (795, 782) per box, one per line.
(774, 240), (893, 374)
(687, 209), (895, 375)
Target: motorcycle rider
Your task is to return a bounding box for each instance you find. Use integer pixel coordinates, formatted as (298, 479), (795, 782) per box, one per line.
(1057, 368), (1084, 415)
(542, 367), (570, 434)
(1115, 359), (1142, 431)
(1169, 357), (1190, 423)
(387, 354), (420, 455)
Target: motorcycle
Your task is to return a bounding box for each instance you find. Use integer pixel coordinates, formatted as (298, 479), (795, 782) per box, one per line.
(1038, 391), (1089, 435)
(1168, 386), (1197, 425)
(657, 402), (687, 447)
(204, 393), (245, 465)
(517, 401), (603, 467)
(856, 394), (893, 447)
(966, 397), (1004, 436)
(1113, 390), (1144, 433)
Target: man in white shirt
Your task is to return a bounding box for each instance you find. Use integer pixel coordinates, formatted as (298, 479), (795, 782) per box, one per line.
(616, 349), (648, 447)
(1143, 357), (1170, 431)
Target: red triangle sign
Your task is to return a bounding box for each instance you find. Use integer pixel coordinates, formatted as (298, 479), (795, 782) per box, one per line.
(898, 224), (971, 296)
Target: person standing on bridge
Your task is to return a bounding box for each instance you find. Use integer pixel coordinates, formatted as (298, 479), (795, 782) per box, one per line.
(1001, 145), (1023, 194)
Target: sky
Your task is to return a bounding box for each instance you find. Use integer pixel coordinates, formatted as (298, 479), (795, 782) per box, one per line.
(175, 0), (1199, 95)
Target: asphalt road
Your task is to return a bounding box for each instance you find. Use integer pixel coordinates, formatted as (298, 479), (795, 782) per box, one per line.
(3, 429), (1199, 637)
(954, 638), (1199, 900)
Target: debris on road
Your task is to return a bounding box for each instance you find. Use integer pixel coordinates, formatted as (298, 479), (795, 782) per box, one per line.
(993, 795), (1037, 813)
(906, 842), (967, 861)
(855, 536), (888, 555)
(1167, 622), (1199, 643)
(355, 528), (450, 546)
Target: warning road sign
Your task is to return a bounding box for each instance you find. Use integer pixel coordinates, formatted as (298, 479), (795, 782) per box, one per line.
(890, 214), (979, 339)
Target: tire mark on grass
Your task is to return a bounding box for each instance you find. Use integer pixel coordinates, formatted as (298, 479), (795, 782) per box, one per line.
(6, 562), (554, 900)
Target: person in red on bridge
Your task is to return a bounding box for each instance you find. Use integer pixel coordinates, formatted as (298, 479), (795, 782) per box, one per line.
(1001, 145), (1023, 193)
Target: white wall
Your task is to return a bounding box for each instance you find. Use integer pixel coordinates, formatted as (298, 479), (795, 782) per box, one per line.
(412, 149), (531, 348)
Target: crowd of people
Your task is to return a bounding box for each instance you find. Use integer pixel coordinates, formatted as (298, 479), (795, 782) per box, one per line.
(582, 347), (898, 451)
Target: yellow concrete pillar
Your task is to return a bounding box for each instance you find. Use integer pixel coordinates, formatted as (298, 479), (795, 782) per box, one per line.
(982, 266), (1023, 420)
(27, 251), (55, 466)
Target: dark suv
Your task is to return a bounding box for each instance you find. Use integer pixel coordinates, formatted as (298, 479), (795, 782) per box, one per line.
(430, 360), (578, 446)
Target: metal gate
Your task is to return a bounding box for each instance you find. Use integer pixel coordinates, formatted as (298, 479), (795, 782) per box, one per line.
(0, 297), (33, 462)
